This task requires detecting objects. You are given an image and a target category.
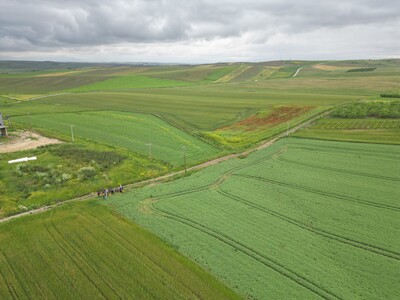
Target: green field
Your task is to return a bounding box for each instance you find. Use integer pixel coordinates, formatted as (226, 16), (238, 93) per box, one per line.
(67, 75), (194, 92)
(1, 60), (400, 299)
(294, 116), (400, 144)
(13, 111), (220, 167)
(108, 138), (400, 299)
(0, 142), (170, 217)
(0, 201), (239, 299)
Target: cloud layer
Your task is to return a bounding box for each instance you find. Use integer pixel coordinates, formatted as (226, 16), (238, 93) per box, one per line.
(0, 0), (399, 62)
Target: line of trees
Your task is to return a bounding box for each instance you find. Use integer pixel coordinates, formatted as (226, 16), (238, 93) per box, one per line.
(331, 101), (400, 118)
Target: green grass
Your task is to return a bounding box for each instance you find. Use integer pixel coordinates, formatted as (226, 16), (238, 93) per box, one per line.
(108, 138), (400, 299)
(0, 201), (239, 299)
(0, 142), (169, 217)
(0, 76), (112, 93)
(13, 111), (220, 166)
(67, 75), (194, 92)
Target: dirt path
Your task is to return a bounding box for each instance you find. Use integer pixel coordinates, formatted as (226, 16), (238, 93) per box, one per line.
(0, 131), (62, 153)
(0, 110), (327, 223)
(293, 67), (303, 77)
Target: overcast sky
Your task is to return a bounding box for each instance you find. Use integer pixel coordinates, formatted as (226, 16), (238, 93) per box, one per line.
(0, 0), (399, 63)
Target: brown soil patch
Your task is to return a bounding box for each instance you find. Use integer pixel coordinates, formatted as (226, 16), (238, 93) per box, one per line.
(221, 106), (313, 131)
(313, 64), (357, 71)
(0, 131), (62, 153)
(37, 70), (80, 77)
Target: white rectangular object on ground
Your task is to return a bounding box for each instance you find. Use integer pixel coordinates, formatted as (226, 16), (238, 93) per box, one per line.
(8, 156), (37, 164)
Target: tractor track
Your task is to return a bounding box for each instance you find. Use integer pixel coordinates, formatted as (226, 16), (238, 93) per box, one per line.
(277, 157), (400, 182)
(0, 249), (29, 299)
(83, 210), (202, 299)
(234, 174), (400, 213)
(44, 221), (109, 299)
(0, 250), (22, 300)
(152, 206), (341, 300)
(216, 188), (400, 261)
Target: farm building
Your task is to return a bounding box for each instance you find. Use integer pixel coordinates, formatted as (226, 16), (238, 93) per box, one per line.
(0, 112), (8, 136)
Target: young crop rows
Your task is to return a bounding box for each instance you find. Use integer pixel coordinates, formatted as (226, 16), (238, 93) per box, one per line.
(312, 118), (400, 130)
(111, 138), (400, 299)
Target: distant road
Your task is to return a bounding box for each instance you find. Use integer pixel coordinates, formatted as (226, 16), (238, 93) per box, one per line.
(16, 93), (69, 103)
(293, 67), (303, 77)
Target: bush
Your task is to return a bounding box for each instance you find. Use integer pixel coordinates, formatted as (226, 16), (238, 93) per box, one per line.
(77, 166), (96, 181)
(49, 144), (125, 169)
(331, 101), (400, 119)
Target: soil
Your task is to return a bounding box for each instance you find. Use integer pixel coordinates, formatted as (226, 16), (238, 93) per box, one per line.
(0, 131), (62, 153)
(220, 106), (313, 131)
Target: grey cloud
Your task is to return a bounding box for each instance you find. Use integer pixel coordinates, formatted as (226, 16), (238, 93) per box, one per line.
(0, 0), (399, 61)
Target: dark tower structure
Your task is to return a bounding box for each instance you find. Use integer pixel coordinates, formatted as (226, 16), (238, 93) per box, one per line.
(0, 112), (8, 136)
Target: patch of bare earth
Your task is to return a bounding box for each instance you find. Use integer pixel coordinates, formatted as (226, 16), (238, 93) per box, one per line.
(0, 131), (62, 153)
(221, 106), (313, 131)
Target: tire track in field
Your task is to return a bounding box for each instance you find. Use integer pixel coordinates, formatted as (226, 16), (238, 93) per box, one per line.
(234, 174), (400, 213)
(0, 249), (28, 299)
(82, 210), (202, 300)
(277, 157), (400, 182)
(48, 219), (123, 299)
(151, 206), (341, 300)
(289, 144), (400, 160)
(0, 251), (18, 300)
(64, 215), (159, 300)
(216, 188), (400, 261)
(43, 221), (109, 299)
(150, 147), (287, 200)
(33, 244), (73, 293)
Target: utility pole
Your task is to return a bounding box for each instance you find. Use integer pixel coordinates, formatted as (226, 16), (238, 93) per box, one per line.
(146, 143), (152, 159)
(182, 146), (187, 173)
(28, 112), (32, 131)
(70, 125), (75, 142)
(286, 122), (289, 136)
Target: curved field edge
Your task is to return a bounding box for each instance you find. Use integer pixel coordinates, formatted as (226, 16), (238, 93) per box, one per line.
(107, 138), (400, 299)
(0, 201), (240, 300)
(12, 110), (221, 167)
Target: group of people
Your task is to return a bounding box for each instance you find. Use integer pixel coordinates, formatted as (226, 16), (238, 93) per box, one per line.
(97, 184), (124, 199)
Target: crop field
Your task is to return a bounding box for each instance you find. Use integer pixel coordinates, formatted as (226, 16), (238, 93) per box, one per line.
(13, 111), (220, 166)
(202, 106), (325, 149)
(67, 75), (194, 92)
(294, 117), (400, 145)
(0, 201), (238, 299)
(1, 59), (400, 299)
(108, 138), (400, 299)
(308, 118), (400, 129)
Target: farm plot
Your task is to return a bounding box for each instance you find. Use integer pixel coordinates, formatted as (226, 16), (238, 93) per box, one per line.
(0, 201), (239, 299)
(108, 138), (400, 299)
(67, 75), (194, 92)
(309, 118), (400, 129)
(202, 106), (323, 149)
(13, 111), (220, 167)
(294, 118), (400, 144)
